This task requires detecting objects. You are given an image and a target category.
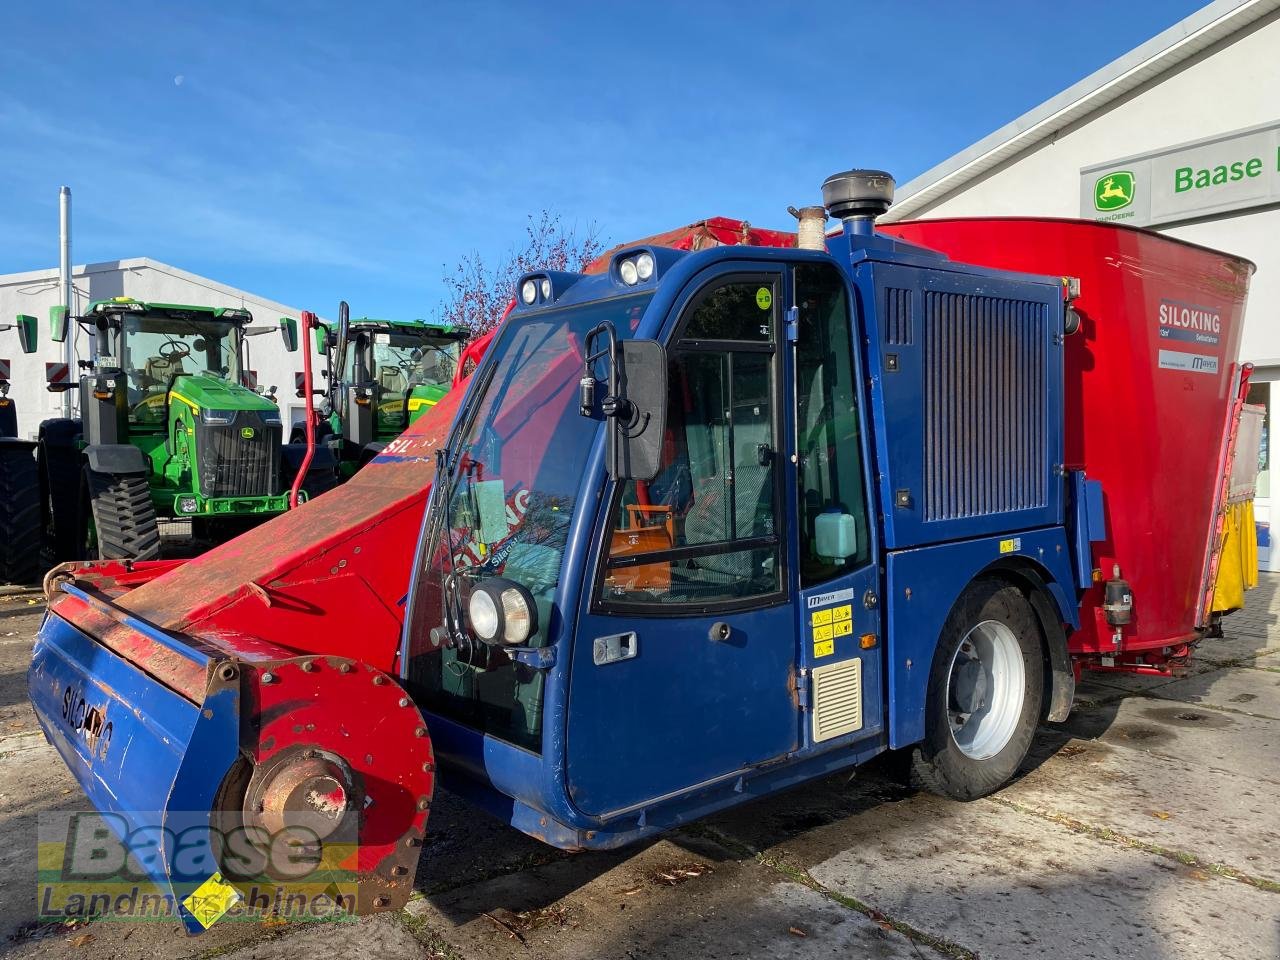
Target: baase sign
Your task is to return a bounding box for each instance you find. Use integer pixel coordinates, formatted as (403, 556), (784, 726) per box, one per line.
(1080, 120), (1280, 227)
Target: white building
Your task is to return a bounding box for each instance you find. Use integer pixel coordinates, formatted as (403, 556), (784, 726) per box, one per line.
(881, 0), (1280, 567)
(0, 257), (315, 439)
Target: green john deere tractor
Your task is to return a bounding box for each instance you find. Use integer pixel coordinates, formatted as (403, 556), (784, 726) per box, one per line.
(293, 301), (468, 477)
(0, 314), (42, 582)
(39, 298), (339, 561)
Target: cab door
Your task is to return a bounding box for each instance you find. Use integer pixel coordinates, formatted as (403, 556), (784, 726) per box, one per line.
(566, 268), (799, 818)
(789, 262), (884, 753)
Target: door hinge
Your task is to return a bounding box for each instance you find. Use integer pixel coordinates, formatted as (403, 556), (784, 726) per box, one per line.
(785, 305), (799, 343)
(795, 667), (810, 710)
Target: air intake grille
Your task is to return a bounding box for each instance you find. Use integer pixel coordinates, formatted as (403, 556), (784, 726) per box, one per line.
(923, 292), (1047, 522)
(884, 287), (912, 345)
(197, 414), (281, 498)
(811, 658), (863, 743)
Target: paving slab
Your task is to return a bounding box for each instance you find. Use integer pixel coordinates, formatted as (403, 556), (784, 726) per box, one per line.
(1006, 734), (1280, 882)
(405, 837), (919, 960)
(799, 795), (1280, 960)
(1055, 695), (1280, 785)
(1148, 665), (1280, 720)
(1197, 629), (1280, 663)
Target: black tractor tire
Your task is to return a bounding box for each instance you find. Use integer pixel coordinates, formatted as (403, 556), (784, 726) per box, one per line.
(910, 579), (1044, 801)
(80, 467), (162, 561)
(38, 419), (85, 564)
(281, 442), (341, 502)
(0, 445), (45, 584)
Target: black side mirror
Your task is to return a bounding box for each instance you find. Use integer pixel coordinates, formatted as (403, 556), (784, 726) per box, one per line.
(581, 321), (667, 481)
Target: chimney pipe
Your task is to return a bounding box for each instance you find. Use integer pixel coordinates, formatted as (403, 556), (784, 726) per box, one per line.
(58, 187), (72, 418)
(788, 205), (828, 251)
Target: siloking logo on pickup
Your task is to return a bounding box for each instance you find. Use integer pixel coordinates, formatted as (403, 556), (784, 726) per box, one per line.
(1156, 298), (1222, 375)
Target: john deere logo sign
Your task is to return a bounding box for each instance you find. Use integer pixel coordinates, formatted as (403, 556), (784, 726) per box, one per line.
(1082, 121), (1280, 227)
(1093, 171), (1134, 212)
(240, 427), (255, 439)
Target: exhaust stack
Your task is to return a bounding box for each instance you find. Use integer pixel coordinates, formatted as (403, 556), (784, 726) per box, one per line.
(789, 205), (828, 251)
(822, 169), (894, 237)
(58, 186), (73, 418)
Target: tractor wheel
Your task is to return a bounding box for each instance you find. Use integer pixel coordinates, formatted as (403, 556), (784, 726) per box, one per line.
(0, 445), (44, 584)
(79, 467), (162, 561)
(910, 579), (1044, 801)
(38, 424), (83, 564)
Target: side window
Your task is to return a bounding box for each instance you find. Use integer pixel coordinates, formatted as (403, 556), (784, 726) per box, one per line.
(600, 277), (782, 607)
(795, 263), (871, 585)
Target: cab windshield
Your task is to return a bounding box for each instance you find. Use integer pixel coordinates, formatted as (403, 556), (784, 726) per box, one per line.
(405, 293), (652, 750)
(121, 315), (242, 423)
(349, 330), (462, 392)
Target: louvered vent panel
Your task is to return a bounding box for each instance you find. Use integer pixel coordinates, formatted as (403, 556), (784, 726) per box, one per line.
(811, 658), (863, 743)
(923, 292), (1047, 522)
(885, 287), (912, 345)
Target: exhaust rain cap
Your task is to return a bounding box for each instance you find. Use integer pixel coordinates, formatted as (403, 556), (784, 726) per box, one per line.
(822, 169), (895, 227)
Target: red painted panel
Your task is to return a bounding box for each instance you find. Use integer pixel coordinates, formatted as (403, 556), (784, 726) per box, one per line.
(882, 218), (1254, 660)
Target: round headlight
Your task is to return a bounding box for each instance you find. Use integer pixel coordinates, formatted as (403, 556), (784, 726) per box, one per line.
(498, 586), (534, 645)
(520, 280), (537, 305)
(539, 278), (552, 300)
(619, 259), (639, 286)
(635, 252), (654, 281)
(468, 589), (500, 642)
(466, 578), (539, 646)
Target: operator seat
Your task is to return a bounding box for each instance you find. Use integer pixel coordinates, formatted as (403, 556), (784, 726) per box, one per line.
(378, 365), (407, 395)
(145, 354), (186, 384)
(680, 462), (773, 592)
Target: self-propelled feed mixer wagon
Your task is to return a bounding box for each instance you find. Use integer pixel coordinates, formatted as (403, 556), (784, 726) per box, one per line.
(28, 170), (1255, 932)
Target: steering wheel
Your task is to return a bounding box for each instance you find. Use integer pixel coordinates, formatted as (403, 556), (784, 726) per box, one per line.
(158, 339), (192, 362)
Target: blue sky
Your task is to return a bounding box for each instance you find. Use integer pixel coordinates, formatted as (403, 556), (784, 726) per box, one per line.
(1, 1), (1206, 319)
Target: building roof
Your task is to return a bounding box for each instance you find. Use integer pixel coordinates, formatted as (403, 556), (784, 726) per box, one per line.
(882, 0), (1280, 222)
(0, 256), (305, 318)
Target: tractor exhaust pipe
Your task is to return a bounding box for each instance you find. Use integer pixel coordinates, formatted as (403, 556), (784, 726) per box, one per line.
(58, 186), (73, 418)
(788, 205), (828, 251)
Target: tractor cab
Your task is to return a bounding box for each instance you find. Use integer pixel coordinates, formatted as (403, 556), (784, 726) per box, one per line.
(98, 301), (255, 426)
(401, 238), (906, 835)
(40, 297), (320, 560)
(312, 312), (468, 471)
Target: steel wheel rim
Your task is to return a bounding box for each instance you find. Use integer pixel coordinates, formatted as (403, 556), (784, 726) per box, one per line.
(946, 619), (1025, 761)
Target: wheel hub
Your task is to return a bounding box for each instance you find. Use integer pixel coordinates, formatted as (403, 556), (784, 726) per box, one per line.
(945, 620), (1026, 761)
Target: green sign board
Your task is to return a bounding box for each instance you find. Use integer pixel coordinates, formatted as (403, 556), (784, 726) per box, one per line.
(1080, 120), (1280, 227)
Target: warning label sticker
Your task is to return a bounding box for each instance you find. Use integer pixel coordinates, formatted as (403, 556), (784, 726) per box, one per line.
(811, 603), (853, 658)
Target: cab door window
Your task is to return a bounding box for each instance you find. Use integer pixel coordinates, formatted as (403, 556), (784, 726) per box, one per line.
(599, 276), (783, 608)
(794, 262), (871, 584)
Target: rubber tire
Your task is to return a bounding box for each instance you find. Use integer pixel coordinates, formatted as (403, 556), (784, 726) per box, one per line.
(281, 442), (341, 501)
(80, 467), (162, 561)
(910, 579), (1044, 801)
(0, 446), (44, 584)
(38, 421), (83, 564)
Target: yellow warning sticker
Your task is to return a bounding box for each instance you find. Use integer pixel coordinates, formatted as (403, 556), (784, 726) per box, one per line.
(813, 623), (834, 642)
(832, 604), (852, 623)
(999, 537), (1021, 554)
(814, 638), (835, 657)
(811, 608), (833, 626)
(756, 287), (772, 310)
(182, 871), (242, 930)
(834, 619), (854, 638)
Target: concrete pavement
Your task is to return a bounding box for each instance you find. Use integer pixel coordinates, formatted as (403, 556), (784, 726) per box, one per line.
(2, 579), (1277, 959)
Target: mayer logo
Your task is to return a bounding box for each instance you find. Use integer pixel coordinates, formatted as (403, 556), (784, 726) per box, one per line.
(1093, 170), (1135, 212)
(240, 426), (255, 439)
